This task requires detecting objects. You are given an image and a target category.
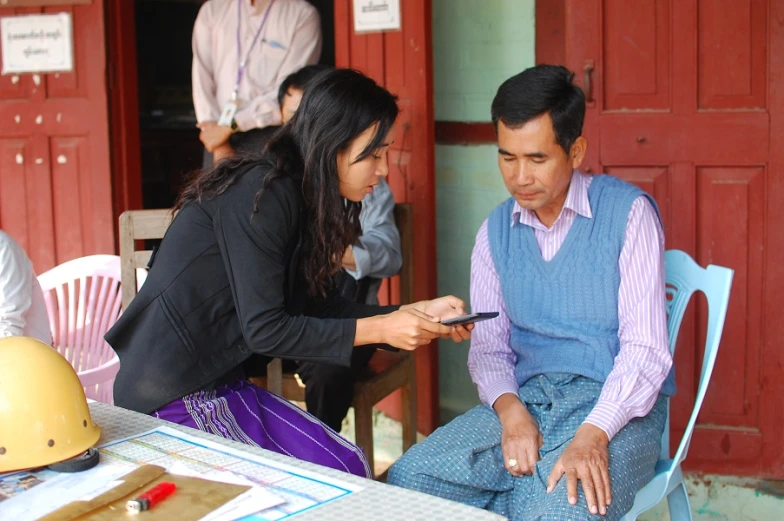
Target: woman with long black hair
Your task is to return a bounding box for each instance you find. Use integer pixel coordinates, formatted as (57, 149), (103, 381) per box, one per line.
(106, 69), (470, 477)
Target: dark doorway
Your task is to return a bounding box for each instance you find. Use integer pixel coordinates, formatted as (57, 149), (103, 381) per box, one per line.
(133, 0), (336, 210)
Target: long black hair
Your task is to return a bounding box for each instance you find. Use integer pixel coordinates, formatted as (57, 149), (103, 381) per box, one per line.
(175, 68), (399, 297)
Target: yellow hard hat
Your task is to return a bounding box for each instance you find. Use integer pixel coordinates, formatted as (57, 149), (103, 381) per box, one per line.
(0, 336), (101, 473)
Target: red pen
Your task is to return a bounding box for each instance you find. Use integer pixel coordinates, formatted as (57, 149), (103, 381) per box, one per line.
(126, 482), (177, 514)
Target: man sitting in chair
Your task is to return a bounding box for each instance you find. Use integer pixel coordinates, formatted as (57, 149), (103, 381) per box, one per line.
(388, 65), (675, 521)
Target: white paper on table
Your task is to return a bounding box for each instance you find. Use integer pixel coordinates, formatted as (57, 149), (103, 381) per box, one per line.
(169, 459), (287, 521)
(168, 461), (257, 487)
(198, 487), (287, 521)
(0, 460), (136, 521)
(78, 480), (125, 501)
(97, 426), (363, 521)
(100, 426), (363, 493)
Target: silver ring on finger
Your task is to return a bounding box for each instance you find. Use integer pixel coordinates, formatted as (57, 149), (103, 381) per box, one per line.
(507, 458), (518, 468)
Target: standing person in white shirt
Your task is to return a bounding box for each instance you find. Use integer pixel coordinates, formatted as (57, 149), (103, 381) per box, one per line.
(0, 231), (51, 344)
(192, 0), (322, 165)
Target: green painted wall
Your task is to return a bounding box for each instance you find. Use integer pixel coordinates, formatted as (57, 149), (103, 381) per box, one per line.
(432, 0), (537, 122)
(432, 0), (536, 423)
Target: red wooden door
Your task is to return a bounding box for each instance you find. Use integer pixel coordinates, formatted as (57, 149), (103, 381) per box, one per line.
(334, 0), (439, 433)
(0, 1), (114, 273)
(566, 0), (784, 477)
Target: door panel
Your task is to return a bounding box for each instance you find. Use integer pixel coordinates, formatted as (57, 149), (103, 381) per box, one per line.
(566, 0), (783, 476)
(697, 0), (766, 109)
(599, 113), (769, 165)
(0, 2), (113, 273)
(695, 167), (764, 424)
(602, 0), (671, 111)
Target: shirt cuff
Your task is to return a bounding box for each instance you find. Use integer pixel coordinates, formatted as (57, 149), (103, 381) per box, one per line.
(345, 245), (371, 280)
(584, 399), (629, 441)
(485, 380), (521, 408)
(194, 103), (220, 124)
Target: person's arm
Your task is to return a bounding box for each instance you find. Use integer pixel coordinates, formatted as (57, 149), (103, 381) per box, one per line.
(0, 234), (34, 338)
(583, 196), (673, 440)
(467, 220), (519, 406)
(233, 7), (322, 131)
(304, 286), (398, 320)
(344, 179), (402, 280)
(215, 173), (355, 365)
(192, 3), (221, 124)
(215, 171), (453, 363)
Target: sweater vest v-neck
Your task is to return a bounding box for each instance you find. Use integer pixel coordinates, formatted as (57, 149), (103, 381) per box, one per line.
(488, 174), (675, 396)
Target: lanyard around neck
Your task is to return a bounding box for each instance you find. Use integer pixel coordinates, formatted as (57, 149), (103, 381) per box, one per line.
(233, 0), (276, 100)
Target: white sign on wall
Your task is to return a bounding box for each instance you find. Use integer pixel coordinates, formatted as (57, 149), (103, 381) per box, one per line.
(1, 13), (74, 75)
(353, 0), (401, 33)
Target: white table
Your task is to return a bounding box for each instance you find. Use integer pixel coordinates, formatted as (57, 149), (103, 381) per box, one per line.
(89, 402), (505, 521)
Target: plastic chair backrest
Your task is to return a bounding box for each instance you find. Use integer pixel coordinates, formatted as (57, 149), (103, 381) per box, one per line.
(663, 250), (734, 466)
(37, 255), (123, 402)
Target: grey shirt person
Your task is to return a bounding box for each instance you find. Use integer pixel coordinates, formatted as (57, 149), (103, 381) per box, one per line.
(340, 178), (401, 305)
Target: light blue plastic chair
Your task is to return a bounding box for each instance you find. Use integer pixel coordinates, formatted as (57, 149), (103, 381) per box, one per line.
(620, 250), (734, 521)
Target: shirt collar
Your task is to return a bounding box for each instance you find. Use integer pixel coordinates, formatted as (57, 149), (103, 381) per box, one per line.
(511, 170), (593, 229)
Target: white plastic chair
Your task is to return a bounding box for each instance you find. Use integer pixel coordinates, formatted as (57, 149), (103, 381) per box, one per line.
(37, 255), (130, 404)
(620, 250), (734, 520)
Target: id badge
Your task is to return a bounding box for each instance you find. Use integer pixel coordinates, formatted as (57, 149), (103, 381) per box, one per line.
(217, 100), (238, 127)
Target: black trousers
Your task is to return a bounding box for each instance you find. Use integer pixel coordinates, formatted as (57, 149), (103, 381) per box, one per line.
(296, 344), (377, 432)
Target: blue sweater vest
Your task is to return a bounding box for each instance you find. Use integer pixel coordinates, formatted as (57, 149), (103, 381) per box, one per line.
(487, 175), (675, 396)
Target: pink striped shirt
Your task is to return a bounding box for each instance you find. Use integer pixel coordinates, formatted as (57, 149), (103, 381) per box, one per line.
(468, 171), (673, 440)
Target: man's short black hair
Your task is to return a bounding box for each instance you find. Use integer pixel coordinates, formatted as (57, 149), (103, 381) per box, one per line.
(277, 64), (333, 109)
(491, 65), (586, 155)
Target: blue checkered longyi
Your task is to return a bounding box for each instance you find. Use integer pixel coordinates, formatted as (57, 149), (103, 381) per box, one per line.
(388, 374), (666, 521)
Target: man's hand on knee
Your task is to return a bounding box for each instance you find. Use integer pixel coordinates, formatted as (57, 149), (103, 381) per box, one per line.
(494, 394), (543, 477)
(547, 423), (611, 516)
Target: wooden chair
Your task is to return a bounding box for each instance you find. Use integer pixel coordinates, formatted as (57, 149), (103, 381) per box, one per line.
(118, 209), (173, 310)
(266, 203), (418, 477)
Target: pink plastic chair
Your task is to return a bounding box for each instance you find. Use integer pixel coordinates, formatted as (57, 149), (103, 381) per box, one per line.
(37, 255), (128, 404)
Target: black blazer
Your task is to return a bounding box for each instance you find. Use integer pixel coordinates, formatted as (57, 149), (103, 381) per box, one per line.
(106, 165), (396, 414)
